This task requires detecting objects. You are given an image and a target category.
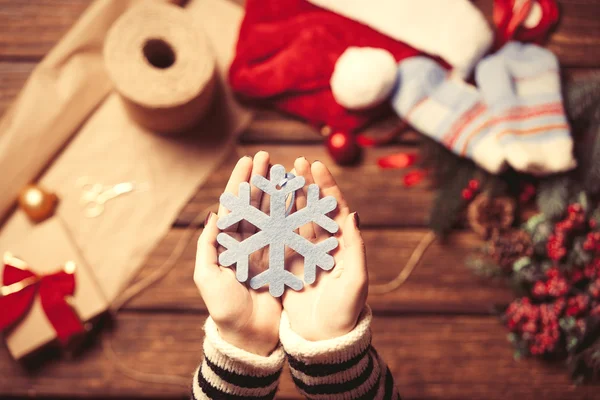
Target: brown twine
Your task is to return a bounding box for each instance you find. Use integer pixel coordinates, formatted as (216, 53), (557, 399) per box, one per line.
(368, 231), (437, 295)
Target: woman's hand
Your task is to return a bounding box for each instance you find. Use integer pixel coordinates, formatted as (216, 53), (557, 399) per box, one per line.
(194, 152), (281, 356)
(283, 157), (368, 341)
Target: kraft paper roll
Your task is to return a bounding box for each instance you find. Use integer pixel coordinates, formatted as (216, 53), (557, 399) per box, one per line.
(104, 2), (216, 134)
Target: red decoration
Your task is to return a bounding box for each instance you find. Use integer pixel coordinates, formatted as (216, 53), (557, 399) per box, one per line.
(493, 0), (559, 49)
(377, 152), (418, 169)
(402, 169), (427, 187)
(326, 131), (362, 165)
(229, 0), (428, 134)
(0, 255), (84, 345)
(468, 179), (480, 191)
(519, 183), (537, 204)
(461, 188), (474, 201)
(357, 121), (410, 147)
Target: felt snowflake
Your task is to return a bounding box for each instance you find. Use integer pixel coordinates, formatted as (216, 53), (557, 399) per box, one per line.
(216, 164), (339, 297)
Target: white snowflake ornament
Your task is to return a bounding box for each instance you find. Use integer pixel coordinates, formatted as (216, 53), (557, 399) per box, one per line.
(216, 164), (339, 297)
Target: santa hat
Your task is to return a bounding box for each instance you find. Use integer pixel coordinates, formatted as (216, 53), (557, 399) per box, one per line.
(228, 0), (424, 134)
(307, 0), (494, 79)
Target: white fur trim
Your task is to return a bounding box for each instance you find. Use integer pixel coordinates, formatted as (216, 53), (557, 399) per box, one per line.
(331, 47), (398, 110)
(308, 0), (493, 77)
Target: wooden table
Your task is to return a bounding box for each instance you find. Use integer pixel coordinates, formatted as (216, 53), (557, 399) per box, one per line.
(1, 1), (600, 399)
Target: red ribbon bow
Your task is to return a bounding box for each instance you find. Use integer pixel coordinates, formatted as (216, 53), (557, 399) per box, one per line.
(0, 254), (85, 345)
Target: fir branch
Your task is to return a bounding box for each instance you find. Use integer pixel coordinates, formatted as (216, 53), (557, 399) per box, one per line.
(583, 108), (600, 196)
(537, 175), (572, 220)
(428, 158), (478, 237)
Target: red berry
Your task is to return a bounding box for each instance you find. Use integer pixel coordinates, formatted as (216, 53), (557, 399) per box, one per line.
(468, 179), (480, 191)
(532, 281), (548, 298)
(461, 188), (474, 200)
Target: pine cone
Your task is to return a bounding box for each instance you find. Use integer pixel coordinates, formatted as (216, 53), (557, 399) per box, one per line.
(467, 194), (516, 238)
(489, 230), (533, 272)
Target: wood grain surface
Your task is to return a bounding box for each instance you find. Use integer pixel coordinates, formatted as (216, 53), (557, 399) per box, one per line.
(1, 0), (600, 399)
(1, 314), (597, 400)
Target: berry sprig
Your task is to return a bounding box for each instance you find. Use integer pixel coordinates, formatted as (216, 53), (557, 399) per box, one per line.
(519, 183), (537, 204)
(547, 203), (587, 262)
(505, 297), (564, 356)
(532, 268), (569, 299)
(461, 179), (480, 201)
(583, 231), (600, 253)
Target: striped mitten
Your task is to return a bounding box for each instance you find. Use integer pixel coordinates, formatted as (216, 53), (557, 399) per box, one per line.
(391, 57), (507, 173)
(475, 42), (576, 174)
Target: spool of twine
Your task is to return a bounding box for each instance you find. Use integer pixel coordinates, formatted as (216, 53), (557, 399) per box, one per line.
(104, 2), (216, 134)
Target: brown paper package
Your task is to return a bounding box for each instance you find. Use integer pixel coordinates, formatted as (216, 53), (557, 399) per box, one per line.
(0, 0), (251, 358)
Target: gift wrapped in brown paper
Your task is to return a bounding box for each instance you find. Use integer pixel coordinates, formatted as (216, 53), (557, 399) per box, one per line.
(0, 215), (108, 360)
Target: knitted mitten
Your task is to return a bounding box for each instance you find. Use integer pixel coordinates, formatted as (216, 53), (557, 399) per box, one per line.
(391, 57), (507, 173)
(475, 42), (576, 174)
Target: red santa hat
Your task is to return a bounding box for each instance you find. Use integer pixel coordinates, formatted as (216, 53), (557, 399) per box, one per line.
(228, 0), (425, 134)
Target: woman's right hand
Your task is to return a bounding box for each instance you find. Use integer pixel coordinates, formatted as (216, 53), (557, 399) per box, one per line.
(194, 152), (282, 356)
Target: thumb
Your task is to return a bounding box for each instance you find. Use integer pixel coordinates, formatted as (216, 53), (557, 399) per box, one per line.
(341, 213), (367, 287)
(194, 212), (221, 288)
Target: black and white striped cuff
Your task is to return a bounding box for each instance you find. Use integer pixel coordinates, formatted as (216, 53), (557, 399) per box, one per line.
(192, 317), (284, 399)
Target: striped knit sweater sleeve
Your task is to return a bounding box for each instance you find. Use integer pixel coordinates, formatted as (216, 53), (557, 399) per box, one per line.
(279, 305), (401, 399)
(192, 316), (284, 399)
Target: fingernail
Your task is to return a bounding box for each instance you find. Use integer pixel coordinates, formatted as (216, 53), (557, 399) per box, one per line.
(353, 212), (360, 228)
(204, 212), (213, 226)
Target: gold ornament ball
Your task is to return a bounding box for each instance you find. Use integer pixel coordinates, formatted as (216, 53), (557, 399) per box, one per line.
(18, 185), (59, 223)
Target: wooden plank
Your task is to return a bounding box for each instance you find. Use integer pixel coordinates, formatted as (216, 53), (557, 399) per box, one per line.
(240, 111), (420, 144)
(127, 227), (512, 314)
(0, 61), (597, 144)
(0, 62), (35, 116)
(0, 0), (91, 60)
(175, 144), (433, 228)
(1, 313), (596, 399)
(1, 1), (599, 64)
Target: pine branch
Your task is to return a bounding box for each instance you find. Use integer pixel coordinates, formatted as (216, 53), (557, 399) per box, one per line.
(564, 72), (600, 122)
(428, 158), (477, 237)
(583, 108), (600, 196)
(537, 174), (572, 220)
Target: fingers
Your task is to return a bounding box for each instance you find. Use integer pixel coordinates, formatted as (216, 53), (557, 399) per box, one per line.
(340, 213), (368, 287)
(239, 151), (270, 234)
(293, 157), (316, 239)
(218, 156), (253, 232)
(259, 163), (272, 216)
(194, 212), (221, 287)
(311, 160), (350, 241)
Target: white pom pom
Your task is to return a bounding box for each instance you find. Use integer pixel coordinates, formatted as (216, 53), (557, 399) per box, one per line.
(331, 47), (398, 110)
